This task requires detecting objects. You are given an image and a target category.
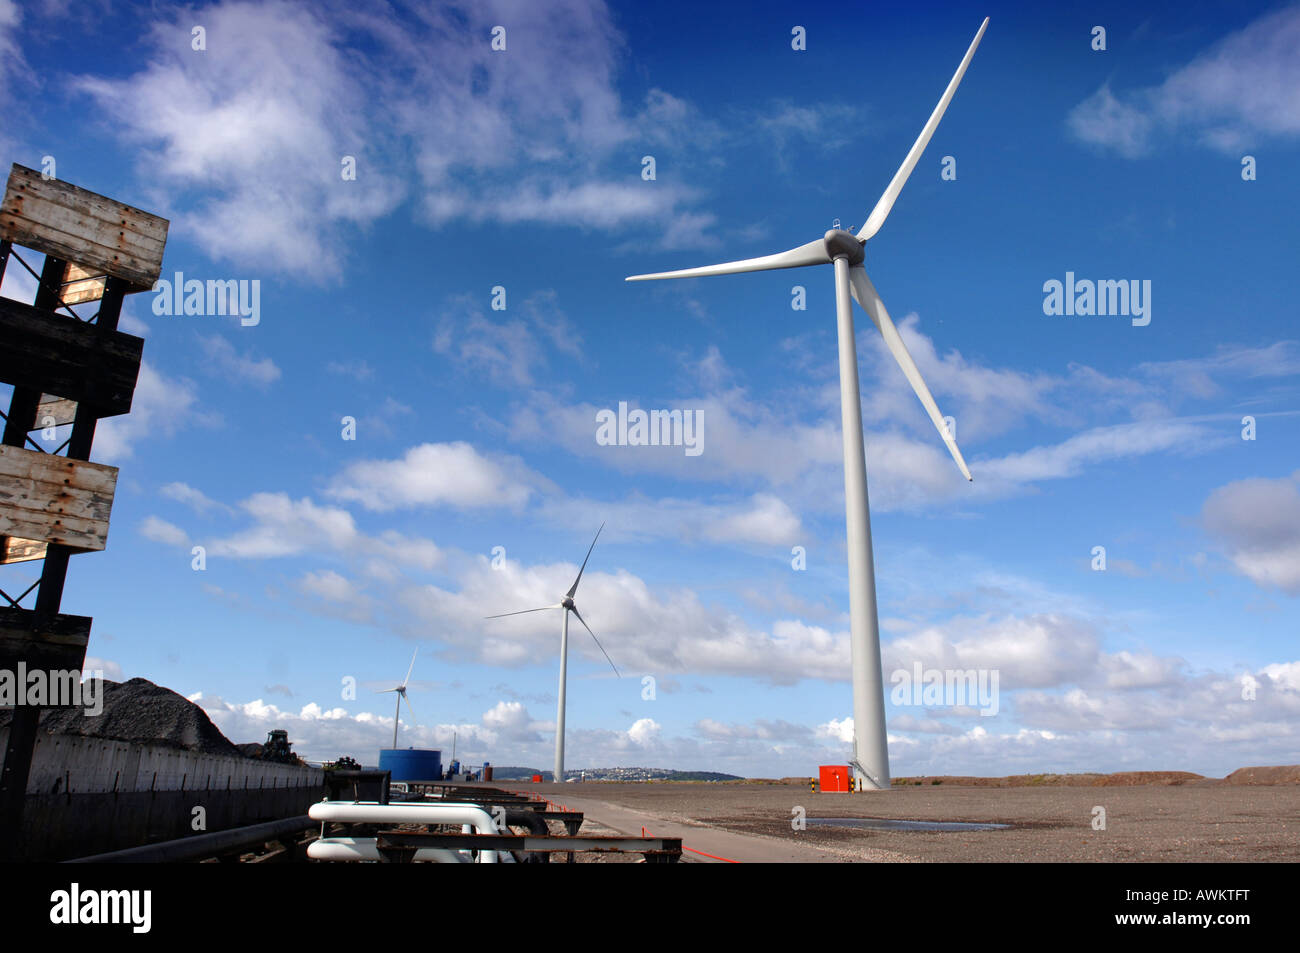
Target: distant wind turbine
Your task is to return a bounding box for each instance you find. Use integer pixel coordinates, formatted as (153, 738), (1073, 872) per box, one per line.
(486, 523), (619, 783)
(626, 19), (991, 790)
(377, 648), (419, 749)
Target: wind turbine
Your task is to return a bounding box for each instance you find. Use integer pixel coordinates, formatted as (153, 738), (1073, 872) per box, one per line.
(378, 649), (420, 749)
(486, 524), (620, 784)
(626, 19), (990, 791)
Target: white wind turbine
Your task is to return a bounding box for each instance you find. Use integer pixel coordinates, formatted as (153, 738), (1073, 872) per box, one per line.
(377, 648), (420, 749)
(486, 524), (620, 783)
(626, 19), (990, 791)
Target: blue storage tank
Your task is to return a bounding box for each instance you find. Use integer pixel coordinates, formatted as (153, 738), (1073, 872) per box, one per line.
(378, 748), (443, 781)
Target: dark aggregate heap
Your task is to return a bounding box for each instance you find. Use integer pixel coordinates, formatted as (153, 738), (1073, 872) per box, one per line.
(0, 677), (241, 756)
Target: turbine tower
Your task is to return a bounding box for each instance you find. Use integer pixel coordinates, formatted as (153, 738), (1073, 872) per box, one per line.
(626, 19), (990, 790)
(378, 649), (420, 749)
(487, 524), (620, 783)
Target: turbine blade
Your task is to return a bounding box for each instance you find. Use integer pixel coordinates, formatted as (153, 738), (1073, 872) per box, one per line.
(401, 648), (418, 688)
(377, 687), (399, 694)
(485, 605), (560, 619)
(566, 522), (604, 598)
(571, 607), (620, 677)
(625, 238), (830, 281)
(857, 17), (989, 243)
(402, 693), (418, 724)
(848, 266), (972, 481)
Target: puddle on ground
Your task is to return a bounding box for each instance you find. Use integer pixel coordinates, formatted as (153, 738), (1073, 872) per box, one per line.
(807, 817), (1010, 832)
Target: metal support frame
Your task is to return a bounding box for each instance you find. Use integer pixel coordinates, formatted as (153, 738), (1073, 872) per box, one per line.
(0, 259), (127, 859)
(373, 830), (682, 863)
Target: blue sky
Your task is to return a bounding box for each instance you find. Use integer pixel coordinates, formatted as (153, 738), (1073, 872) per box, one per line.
(2, 0), (1298, 777)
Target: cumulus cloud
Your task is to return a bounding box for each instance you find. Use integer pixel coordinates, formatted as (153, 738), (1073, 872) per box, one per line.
(627, 717), (661, 746)
(327, 442), (543, 511)
(1202, 471), (1300, 594)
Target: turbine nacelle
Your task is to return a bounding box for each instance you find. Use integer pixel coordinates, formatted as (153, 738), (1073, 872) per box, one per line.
(823, 228), (864, 265)
(561, 596), (576, 610)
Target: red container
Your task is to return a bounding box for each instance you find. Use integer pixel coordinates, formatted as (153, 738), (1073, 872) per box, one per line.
(819, 765), (852, 793)
(531, 774), (543, 783)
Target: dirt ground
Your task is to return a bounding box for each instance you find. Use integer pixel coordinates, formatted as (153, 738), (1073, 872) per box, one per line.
(521, 780), (1300, 862)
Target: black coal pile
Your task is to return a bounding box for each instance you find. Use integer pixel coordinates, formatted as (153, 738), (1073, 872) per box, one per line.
(0, 677), (241, 756)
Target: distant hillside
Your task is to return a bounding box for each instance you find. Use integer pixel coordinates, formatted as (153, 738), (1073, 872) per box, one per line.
(476, 766), (744, 782)
(486, 766), (551, 781)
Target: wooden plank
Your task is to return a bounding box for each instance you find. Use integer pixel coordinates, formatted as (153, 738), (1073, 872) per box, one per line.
(32, 395), (78, 430)
(61, 263), (106, 306)
(0, 537), (47, 565)
(0, 445), (117, 553)
(0, 164), (168, 293)
(0, 607), (92, 674)
(0, 296), (144, 417)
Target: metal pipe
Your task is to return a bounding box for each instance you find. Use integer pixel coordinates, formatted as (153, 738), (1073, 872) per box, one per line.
(308, 837), (470, 864)
(307, 801), (501, 862)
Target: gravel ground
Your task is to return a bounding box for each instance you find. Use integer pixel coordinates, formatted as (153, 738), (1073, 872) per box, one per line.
(523, 780), (1300, 862)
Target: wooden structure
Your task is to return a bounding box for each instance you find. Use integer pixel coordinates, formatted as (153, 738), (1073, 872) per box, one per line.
(0, 163), (167, 856)
(0, 445), (119, 564)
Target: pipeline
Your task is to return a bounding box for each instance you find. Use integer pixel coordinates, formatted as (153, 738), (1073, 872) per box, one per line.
(307, 800), (501, 863)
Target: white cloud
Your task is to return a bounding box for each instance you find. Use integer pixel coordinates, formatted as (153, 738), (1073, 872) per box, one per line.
(1068, 6), (1300, 156)
(326, 359), (374, 381)
(1067, 84), (1155, 158)
(71, 0), (727, 273)
(200, 335), (281, 388)
(75, 0), (404, 275)
(399, 551), (852, 682)
(884, 614), (1102, 691)
(327, 442), (541, 511)
(1202, 471), (1300, 594)
(161, 481), (229, 515)
(506, 334), (1284, 514)
(186, 639), (1300, 777)
(297, 569), (355, 603)
(817, 716), (854, 744)
(538, 492), (804, 548)
(627, 717), (661, 746)
(93, 363), (212, 461)
(198, 490), (444, 577)
(433, 290), (582, 388)
(83, 656), (123, 680)
(211, 493), (358, 559)
(0, 0), (25, 154)
(139, 515), (189, 548)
